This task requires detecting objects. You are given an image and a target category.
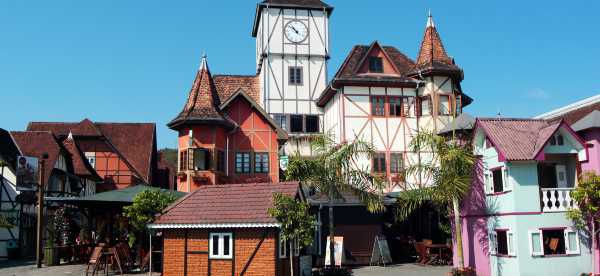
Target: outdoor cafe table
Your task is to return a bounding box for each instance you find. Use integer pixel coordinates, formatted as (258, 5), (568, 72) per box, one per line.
(424, 244), (451, 265)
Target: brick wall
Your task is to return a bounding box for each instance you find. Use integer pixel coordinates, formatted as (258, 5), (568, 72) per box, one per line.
(163, 228), (278, 276)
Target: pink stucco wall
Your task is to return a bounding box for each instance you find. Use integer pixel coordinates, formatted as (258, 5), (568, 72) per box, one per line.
(453, 158), (491, 276)
(579, 129), (600, 274)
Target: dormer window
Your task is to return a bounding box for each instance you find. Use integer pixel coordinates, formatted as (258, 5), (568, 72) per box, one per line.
(368, 57), (383, 73)
(549, 134), (564, 146)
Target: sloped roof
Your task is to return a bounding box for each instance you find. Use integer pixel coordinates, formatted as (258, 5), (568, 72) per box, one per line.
(0, 128), (20, 171)
(476, 118), (581, 161)
(438, 113), (475, 134)
(10, 131), (63, 185)
(153, 182), (300, 226)
(214, 74), (261, 105)
(27, 119), (157, 183)
(535, 94), (600, 125)
(61, 134), (101, 180)
(47, 184), (186, 207)
(572, 110), (600, 132)
(168, 56), (234, 130)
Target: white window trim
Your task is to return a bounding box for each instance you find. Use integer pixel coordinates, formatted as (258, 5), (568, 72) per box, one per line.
(502, 166), (511, 192)
(209, 233), (233, 259)
(279, 238), (288, 258)
(293, 239), (300, 257)
(489, 231), (497, 254)
(529, 230), (544, 256)
(565, 229), (581, 255)
(507, 230), (516, 256)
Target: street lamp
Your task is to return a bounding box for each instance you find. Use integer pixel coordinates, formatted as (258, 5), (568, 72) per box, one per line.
(36, 153), (48, 268)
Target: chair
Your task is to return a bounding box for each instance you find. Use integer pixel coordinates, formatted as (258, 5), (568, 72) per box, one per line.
(85, 245), (106, 276)
(115, 243), (134, 272)
(414, 242), (428, 265)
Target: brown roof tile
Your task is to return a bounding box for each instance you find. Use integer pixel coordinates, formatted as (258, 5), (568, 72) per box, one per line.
(10, 131), (62, 185)
(411, 14), (462, 77)
(61, 134), (99, 178)
(214, 74), (260, 104)
(154, 182), (300, 225)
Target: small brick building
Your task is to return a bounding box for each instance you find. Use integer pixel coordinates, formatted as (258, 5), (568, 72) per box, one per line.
(150, 182), (302, 276)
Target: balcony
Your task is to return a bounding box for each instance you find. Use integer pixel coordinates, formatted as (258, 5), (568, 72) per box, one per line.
(541, 188), (577, 212)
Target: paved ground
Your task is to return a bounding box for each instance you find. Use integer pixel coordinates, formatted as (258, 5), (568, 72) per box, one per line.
(0, 260), (450, 276)
(353, 264), (451, 276)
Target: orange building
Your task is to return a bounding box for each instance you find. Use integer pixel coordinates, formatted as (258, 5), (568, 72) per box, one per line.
(167, 55), (287, 193)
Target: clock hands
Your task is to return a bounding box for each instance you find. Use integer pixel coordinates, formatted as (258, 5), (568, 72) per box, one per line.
(290, 25), (299, 35)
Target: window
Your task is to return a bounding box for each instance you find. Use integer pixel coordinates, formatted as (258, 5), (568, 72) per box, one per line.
(529, 228), (580, 256)
(293, 239), (300, 256)
(389, 97), (402, 117)
(492, 169), (504, 193)
(290, 115), (304, 133)
(455, 95), (462, 115)
(279, 238), (288, 258)
(85, 152), (96, 169)
(373, 153), (386, 174)
(549, 136), (557, 145)
(490, 229), (515, 256)
(368, 57), (383, 73)
(390, 153), (404, 174)
(371, 96), (385, 116)
(274, 114), (287, 130)
(420, 96), (431, 116)
(486, 166), (510, 194)
(209, 233), (233, 259)
(305, 115), (320, 133)
(216, 151), (225, 173)
(402, 97), (413, 117)
(289, 66), (303, 85)
(557, 134), (564, 145)
(235, 152), (250, 173)
(439, 95), (451, 115)
(192, 148), (211, 171)
(179, 150), (188, 171)
(254, 153), (269, 173)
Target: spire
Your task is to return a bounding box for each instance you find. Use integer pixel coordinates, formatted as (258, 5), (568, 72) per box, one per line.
(67, 131), (74, 141)
(199, 51), (207, 71)
(415, 10), (453, 66)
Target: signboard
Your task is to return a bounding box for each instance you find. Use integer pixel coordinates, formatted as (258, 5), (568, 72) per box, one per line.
(324, 236), (344, 267)
(16, 156), (38, 191)
(370, 236), (392, 266)
(279, 155), (289, 171)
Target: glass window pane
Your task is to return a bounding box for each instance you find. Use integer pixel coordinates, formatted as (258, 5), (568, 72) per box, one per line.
(439, 96), (450, 115)
(531, 232), (541, 253)
(567, 232), (577, 251)
(223, 235), (230, 256)
(422, 97), (431, 115)
(306, 115), (319, 133)
(212, 235), (219, 256)
(290, 115), (303, 133)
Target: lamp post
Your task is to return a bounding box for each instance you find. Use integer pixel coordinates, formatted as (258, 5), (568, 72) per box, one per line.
(36, 153), (48, 268)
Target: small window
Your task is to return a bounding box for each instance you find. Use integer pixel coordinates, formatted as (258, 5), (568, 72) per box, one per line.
(402, 97), (413, 117)
(216, 151), (225, 173)
(293, 239), (300, 256)
(179, 150), (188, 171)
(549, 136), (557, 145)
(492, 169), (504, 193)
(290, 115), (303, 133)
(439, 95), (451, 115)
(390, 153), (403, 174)
(420, 96), (431, 116)
(235, 152), (250, 173)
(279, 238), (288, 258)
(542, 229), (566, 255)
(85, 152), (96, 169)
(209, 233), (233, 259)
(491, 229), (515, 256)
(254, 153), (269, 173)
(455, 95), (462, 115)
(192, 148), (211, 171)
(529, 229), (580, 256)
(389, 97), (402, 117)
(372, 153), (386, 174)
(368, 57), (383, 73)
(273, 114), (287, 130)
(496, 230), (508, 255)
(557, 135), (564, 146)
(371, 96), (385, 116)
(305, 115), (320, 133)
(289, 66), (303, 85)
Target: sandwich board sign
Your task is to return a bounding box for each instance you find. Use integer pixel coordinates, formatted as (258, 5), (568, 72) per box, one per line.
(324, 236), (344, 267)
(370, 236), (392, 266)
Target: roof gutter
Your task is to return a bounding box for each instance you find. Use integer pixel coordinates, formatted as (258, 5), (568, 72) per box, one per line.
(147, 223), (281, 229)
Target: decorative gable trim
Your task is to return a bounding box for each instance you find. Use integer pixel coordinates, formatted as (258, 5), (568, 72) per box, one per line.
(352, 41), (401, 76)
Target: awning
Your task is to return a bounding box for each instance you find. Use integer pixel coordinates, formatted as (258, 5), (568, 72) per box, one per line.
(45, 185), (187, 207)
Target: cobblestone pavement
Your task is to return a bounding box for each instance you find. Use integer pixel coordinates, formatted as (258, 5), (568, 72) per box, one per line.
(0, 260), (160, 276)
(353, 264), (451, 276)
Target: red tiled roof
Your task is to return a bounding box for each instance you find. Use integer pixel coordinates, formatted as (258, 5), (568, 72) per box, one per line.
(214, 75), (260, 105)
(27, 120), (157, 183)
(168, 57), (234, 130)
(547, 101), (600, 125)
(476, 118), (569, 160)
(61, 134), (99, 179)
(154, 182), (300, 225)
(10, 131), (62, 185)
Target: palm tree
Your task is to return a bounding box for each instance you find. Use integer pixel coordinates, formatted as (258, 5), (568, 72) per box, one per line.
(285, 134), (385, 267)
(396, 130), (475, 270)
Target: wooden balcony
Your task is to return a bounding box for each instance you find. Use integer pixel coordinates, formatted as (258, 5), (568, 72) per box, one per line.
(540, 188), (577, 212)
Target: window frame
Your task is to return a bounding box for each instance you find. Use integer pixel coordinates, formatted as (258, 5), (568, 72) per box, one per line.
(372, 152), (386, 174)
(390, 153), (404, 174)
(492, 229), (515, 257)
(235, 152), (251, 174)
(388, 97), (403, 117)
(529, 228), (581, 256)
(209, 233), (233, 259)
(279, 238), (288, 258)
(288, 66), (303, 86)
(371, 96), (386, 116)
(254, 152), (270, 174)
(305, 115), (320, 133)
(216, 150), (225, 173)
(273, 114), (288, 131)
(289, 115), (304, 133)
(191, 148), (211, 171)
(486, 166), (511, 195)
(438, 94), (451, 115)
(368, 56), (383, 73)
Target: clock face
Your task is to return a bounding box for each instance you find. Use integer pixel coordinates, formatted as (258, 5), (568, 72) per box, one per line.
(284, 20), (308, 43)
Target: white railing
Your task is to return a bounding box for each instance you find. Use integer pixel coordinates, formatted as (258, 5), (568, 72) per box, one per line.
(541, 188), (577, 212)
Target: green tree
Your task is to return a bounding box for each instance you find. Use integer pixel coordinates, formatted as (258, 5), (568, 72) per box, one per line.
(285, 134), (385, 267)
(396, 130), (475, 270)
(567, 172), (600, 273)
(268, 193), (315, 276)
(123, 190), (177, 246)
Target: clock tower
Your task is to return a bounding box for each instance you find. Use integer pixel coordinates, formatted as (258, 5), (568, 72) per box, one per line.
(252, 0), (333, 155)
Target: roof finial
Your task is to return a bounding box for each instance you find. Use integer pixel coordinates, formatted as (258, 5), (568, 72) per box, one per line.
(199, 51), (207, 71)
(427, 9), (435, 28)
(67, 131), (74, 140)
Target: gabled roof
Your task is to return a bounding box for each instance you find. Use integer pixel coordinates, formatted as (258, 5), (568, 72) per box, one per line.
(168, 56), (235, 130)
(62, 133), (101, 180)
(152, 182), (300, 227)
(27, 120), (157, 184)
(219, 89), (288, 140)
(534, 94), (600, 125)
(572, 110), (600, 132)
(10, 131), (63, 185)
(438, 113), (475, 134)
(475, 118), (583, 161)
(409, 12), (462, 79)
(252, 0), (333, 37)
(213, 74), (261, 105)
(0, 128), (21, 171)
(47, 184), (186, 207)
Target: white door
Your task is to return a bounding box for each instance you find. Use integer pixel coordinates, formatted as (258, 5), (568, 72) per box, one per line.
(555, 164), (567, 188)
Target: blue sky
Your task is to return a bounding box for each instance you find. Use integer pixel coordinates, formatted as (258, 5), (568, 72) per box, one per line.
(1, 0), (599, 148)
